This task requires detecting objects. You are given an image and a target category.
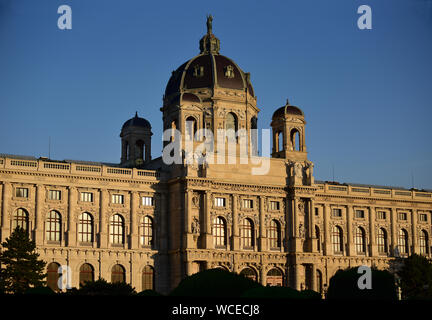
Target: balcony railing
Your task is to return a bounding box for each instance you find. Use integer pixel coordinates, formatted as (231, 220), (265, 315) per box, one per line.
(0, 156), (161, 180)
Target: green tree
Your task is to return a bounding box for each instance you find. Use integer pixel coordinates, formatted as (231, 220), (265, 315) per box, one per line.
(0, 227), (46, 294)
(170, 268), (262, 298)
(67, 278), (137, 295)
(397, 254), (432, 300)
(326, 266), (397, 300)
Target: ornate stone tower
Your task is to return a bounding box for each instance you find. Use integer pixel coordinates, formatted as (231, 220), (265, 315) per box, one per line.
(271, 99), (317, 258)
(271, 99), (307, 160)
(161, 15), (259, 159)
(120, 112), (152, 167)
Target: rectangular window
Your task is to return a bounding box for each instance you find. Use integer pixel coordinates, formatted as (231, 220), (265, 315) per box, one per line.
(332, 208), (342, 217)
(142, 196), (154, 206)
(111, 194), (124, 204)
(242, 199), (253, 209)
(16, 187), (28, 198)
(419, 214), (427, 222)
(80, 192), (93, 202)
(48, 190), (61, 200)
(355, 210), (365, 219)
(270, 201), (280, 211)
(315, 208), (319, 216)
(377, 211), (386, 220)
(214, 197), (226, 207)
(398, 212), (407, 221)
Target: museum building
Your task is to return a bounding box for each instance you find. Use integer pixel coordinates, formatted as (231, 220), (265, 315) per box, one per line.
(0, 18), (431, 295)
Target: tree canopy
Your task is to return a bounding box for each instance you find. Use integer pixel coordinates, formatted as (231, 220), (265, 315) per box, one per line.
(396, 254), (432, 300)
(0, 227), (46, 294)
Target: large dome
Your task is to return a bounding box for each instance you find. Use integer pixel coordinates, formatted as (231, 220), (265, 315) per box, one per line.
(164, 17), (254, 101)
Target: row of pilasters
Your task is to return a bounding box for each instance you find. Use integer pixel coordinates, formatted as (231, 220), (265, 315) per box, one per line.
(321, 203), (422, 257)
(0, 182), (165, 252)
(182, 189), (274, 253)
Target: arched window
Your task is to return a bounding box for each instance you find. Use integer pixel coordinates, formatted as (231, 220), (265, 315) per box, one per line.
(420, 230), (429, 255)
(331, 226), (343, 254)
(250, 116), (258, 155)
(136, 139), (145, 160)
(377, 228), (388, 254)
(355, 227), (366, 254)
(125, 141), (130, 160)
(277, 131), (283, 152)
(12, 208), (29, 233)
(110, 214), (124, 244)
(46, 210), (61, 242)
(213, 216), (226, 247)
(111, 264), (125, 283)
(46, 262), (61, 292)
(142, 265), (155, 291)
(241, 218), (254, 249)
(140, 216), (153, 247)
(226, 112), (238, 142)
(268, 220), (281, 249)
(79, 263), (94, 287)
(398, 229), (409, 255)
(78, 212), (93, 243)
(185, 116), (197, 140)
(290, 128), (300, 151)
(266, 268), (283, 286)
(240, 267), (257, 282)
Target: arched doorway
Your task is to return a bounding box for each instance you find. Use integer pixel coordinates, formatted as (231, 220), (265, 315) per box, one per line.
(46, 262), (61, 292)
(240, 267), (257, 282)
(142, 265), (154, 291)
(111, 264), (126, 283)
(79, 263), (94, 287)
(266, 268), (283, 286)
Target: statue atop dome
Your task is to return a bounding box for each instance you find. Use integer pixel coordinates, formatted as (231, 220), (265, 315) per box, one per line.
(206, 14), (213, 34)
(199, 15), (220, 54)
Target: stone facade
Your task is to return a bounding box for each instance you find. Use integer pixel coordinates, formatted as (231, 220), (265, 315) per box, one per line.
(0, 18), (431, 295)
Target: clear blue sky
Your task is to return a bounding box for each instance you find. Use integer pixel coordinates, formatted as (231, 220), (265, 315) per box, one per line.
(0, 0), (431, 189)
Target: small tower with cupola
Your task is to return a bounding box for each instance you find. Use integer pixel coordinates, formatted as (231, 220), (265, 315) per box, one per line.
(120, 112), (152, 167)
(271, 99), (307, 161)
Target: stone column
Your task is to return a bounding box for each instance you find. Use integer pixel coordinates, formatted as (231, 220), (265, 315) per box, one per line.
(292, 197), (302, 251)
(203, 191), (213, 249)
(1, 182), (11, 242)
(294, 264), (301, 291)
(284, 197), (290, 252)
(260, 266), (267, 286)
(159, 192), (168, 251)
(258, 196), (266, 251)
(311, 264), (317, 292)
(34, 184), (45, 245)
(323, 204), (331, 255)
(309, 199), (315, 238)
(99, 189), (108, 248)
(232, 194), (239, 250)
(346, 205), (354, 256)
(184, 189), (193, 248)
(186, 261), (193, 276)
(130, 191), (138, 249)
(411, 209), (417, 255)
(309, 199), (317, 252)
(369, 206), (376, 256)
(67, 186), (77, 247)
(390, 207), (396, 256)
